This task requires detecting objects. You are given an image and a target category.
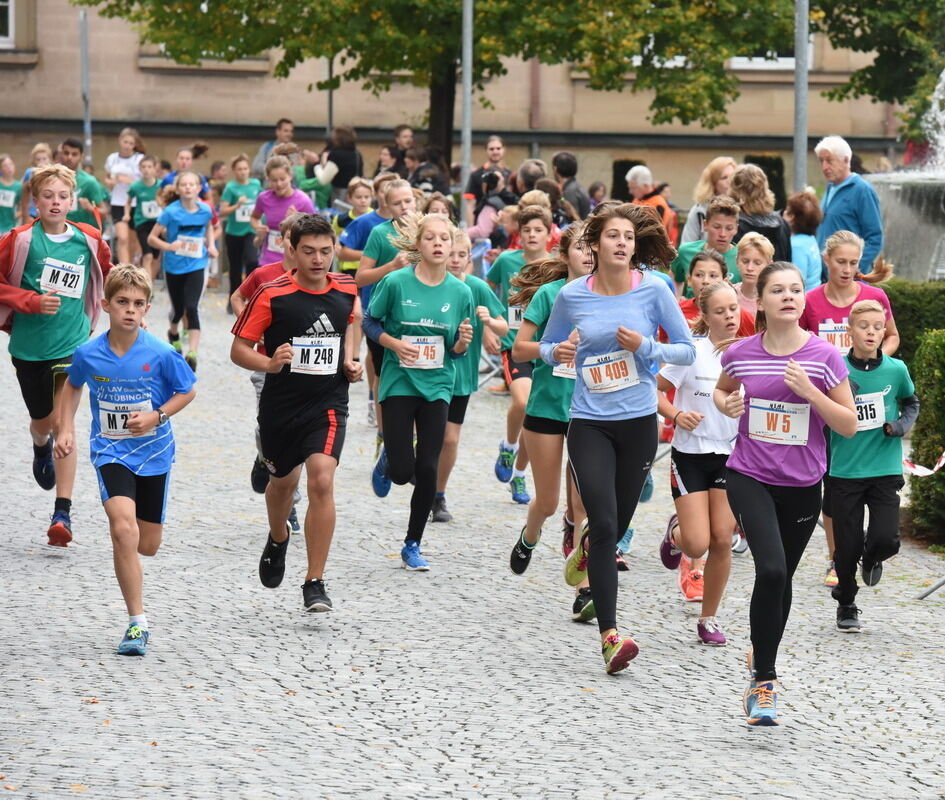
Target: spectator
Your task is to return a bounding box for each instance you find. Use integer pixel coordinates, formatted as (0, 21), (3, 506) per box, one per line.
(784, 191), (824, 290)
(729, 163), (791, 261)
(588, 181), (607, 210)
(250, 118), (294, 179)
(404, 147), (449, 196)
(392, 125), (414, 178)
(535, 176), (577, 228)
(680, 156), (737, 243)
(625, 164), (677, 242)
(552, 151), (591, 219)
(516, 158), (547, 194)
(324, 125), (364, 202)
(374, 144), (400, 177)
(463, 136), (511, 225)
(468, 169), (517, 242)
(815, 135), (884, 273)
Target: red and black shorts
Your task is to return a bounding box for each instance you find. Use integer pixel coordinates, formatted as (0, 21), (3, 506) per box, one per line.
(502, 350), (533, 383)
(259, 408), (347, 478)
(11, 355), (73, 420)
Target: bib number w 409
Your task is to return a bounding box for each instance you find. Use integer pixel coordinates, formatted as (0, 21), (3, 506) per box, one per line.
(581, 350), (639, 393)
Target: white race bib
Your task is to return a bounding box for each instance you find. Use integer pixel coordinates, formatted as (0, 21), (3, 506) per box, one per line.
(98, 399), (154, 440)
(581, 350), (639, 393)
(40, 257), (85, 299)
(177, 235), (204, 259)
(508, 305), (524, 330)
(235, 204), (253, 223)
(401, 335), (444, 369)
(817, 320), (851, 352)
(748, 398), (810, 446)
(141, 200), (160, 220)
(0, 189), (15, 208)
(290, 336), (340, 376)
(70, 194), (79, 212)
(552, 362), (577, 380)
(855, 391), (885, 432)
(267, 230), (284, 253)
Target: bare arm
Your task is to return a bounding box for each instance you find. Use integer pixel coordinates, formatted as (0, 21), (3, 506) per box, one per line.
(231, 335), (292, 374)
(511, 320), (540, 363)
(355, 251), (411, 288)
(881, 317), (900, 357)
(53, 380), (85, 458)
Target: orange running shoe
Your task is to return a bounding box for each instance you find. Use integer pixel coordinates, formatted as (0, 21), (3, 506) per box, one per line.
(678, 555), (704, 602)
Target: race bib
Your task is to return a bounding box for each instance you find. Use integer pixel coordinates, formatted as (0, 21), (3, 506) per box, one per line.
(508, 305), (524, 330)
(40, 257), (85, 299)
(177, 235), (204, 259)
(235, 204), (253, 223)
(290, 336), (340, 376)
(855, 391), (885, 432)
(748, 398), (810, 446)
(70, 194), (79, 212)
(267, 230), (284, 253)
(581, 350), (639, 393)
(552, 362), (577, 380)
(98, 399), (154, 440)
(818, 320), (851, 352)
(141, 200), (160, 220)
(401, 335), (444, 369)
(0, 190), (15, 208)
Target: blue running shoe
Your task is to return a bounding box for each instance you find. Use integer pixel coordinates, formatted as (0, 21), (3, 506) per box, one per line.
(639, 470), (654, 503)
(401, 540), (430, 571)
(32, 439), (56, 491)
(116, 624), (150, 656)
(372, 445), (392, 498)
(617, 526), (635, 554)
(287, 505), (301, 535)
(47, 510), (73, 547)
(743, 680), (780, 726)
(494, 441), (516, 483)
(509, 476), (530, 504)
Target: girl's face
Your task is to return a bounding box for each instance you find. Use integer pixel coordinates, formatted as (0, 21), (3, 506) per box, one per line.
(825, 243), (861, 288)
(0, 157), (14, 179)
(714, 163), (736, 196)
(268, 167), (293, 197)
(591, 185), (605, 201)
(519, 219), (551, 254)
(33, 151), (51, 168)
(118, 135), (137, 156)
(736, 246), (767, 285)
(688, 258), (724, 296)
(592, 216), (635, 269)
(140, 160), (156, 180)
(176, 150), (193, 171)
(350, 186), (373, 214)
(378, 147), (395, 168)
(703, 285), (741, 339)
(177, 173), (201, 200)
(34, 178), (72, 223)
(566, 242), (594, 280)
(426, 200), (450, 216)
(233, 160), (250, 182)
(387, 187), (416, 219)
(448, 242), (470, 276)
(849, 310), (885, 354)
(419, 218), (452, 266)
(758, 268), (806, 323)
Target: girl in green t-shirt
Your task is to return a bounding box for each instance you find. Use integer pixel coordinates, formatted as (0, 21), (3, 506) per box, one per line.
(219, 154), (263, 294)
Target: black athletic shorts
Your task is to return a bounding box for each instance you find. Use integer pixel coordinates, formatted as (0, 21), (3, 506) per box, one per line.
(110, 205), (126, 225)
(136, 221), (160, 257)
(523, 414), (568, 436)
(11, 355), (73, 420)
(96, 463), (170, 524)
(447, 394), (470, 425)
(669, 448), (729, 499)
(367, 337), (385, 377)
(260, 408), (347, 478)
(502, 350), (533, 382)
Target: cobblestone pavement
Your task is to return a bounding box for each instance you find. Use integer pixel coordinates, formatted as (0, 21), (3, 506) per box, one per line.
(2, 288), (944, 799)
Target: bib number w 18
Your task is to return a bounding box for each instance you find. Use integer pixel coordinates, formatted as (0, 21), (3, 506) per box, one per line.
(817, 321), (851, 352)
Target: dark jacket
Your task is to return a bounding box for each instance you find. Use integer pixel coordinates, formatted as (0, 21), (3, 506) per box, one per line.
(735, 212), (792, 262)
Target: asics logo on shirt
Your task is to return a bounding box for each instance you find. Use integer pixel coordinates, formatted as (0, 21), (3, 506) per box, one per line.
(75, 255), (86, 265)
(304, 313), (337, 337)
(441, 303), (451, 312)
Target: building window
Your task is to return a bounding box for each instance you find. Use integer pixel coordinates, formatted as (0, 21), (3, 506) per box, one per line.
(0, 0), (14, 49)
(730, 38), (814, 71)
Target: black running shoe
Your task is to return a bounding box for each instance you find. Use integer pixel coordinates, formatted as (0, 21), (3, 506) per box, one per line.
(571, 587), (596, 622)
(259, 531), (289, 588)
(430, 496), (453, 523)
(836, 604), (862, 632)
(251, 458), (270, 494)
(861, 559), (883, 587)
(302, 579), (332, 612)
(510, 527), (538, 575)
(32, 438), (56, 491)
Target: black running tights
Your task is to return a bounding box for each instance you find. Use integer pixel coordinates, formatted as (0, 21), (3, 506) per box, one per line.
(380, 395), (449, 543)
(225, 233), (258, 293)
(165, 269), (204, 330)
(566, 415), (657, 633)
(725, 469), (822, 682)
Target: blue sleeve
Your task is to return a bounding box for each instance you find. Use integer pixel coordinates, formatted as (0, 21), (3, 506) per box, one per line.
(66, 347), (86, 388)
(157, 207), (172, 228)
(163, 347), (197, 397)
(858, 183), (884, 273)
(538, 289), (573, 365)
(635, 282), (695, 366)
(361, 309), (384, 343)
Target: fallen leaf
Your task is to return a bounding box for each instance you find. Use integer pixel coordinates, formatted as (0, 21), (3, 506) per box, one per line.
(101, 720), (110, 726)
(335, 725), (344, 729)
(150, 741), (158, 746)
(4, 785), (17, 791)
(184, 685), (194, 689)
(69, 784), (88, 792)
(580, 688), (597, 693)
(351, 668), (362, 672)
(205, 697), (216, 702)
(81, 698), (99, 704)
(284, 690), (297, 696)
(31, 677), (45, 682)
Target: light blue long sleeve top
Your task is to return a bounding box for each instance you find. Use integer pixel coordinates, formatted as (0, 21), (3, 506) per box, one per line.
(539, 271), (695, 421)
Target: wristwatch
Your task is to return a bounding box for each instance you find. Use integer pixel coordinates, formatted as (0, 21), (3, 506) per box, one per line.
(156, 408), (169, 426)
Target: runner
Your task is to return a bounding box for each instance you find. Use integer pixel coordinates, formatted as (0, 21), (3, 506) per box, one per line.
(0, 164), (113, 546)
(671, 196), (741, 297)
(656, 281), (742, 644)
(220, 153), (263, 298)
(432, 229), (508, 523)
(58, 139), (109, 231)
(363, 212), (474, 570)
(713, 261), (857, 725)
(540, 203), (694, 673)
(732, 232), (773, 317)
(0, 154), (23, 234)
(676, 249), (755, 334)
(55, 264), (196, 655)
(19, 143), (53, 223)
(159, 143), (212, 200)
(828, 299), (918, 631)
(103, 128), (146, 263)
(332, 177), (374, 277)
(147, 171), (217, 372)
(487, 205), (555, 505)
(231, 214), (361, 611)
(251, 155), (316, 274)
(124, 155), (162, 278)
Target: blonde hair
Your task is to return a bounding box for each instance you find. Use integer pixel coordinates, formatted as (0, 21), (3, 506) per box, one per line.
(346, 177), (373, 197)
(389, 212), (455, 264)
(104, 263), (153, 301)
(693, 157), (737, 204)
(30, 142), (53, 165)
(691, 281), (739, 336)
(30, 164), (76, 197)
(848, 299), (885, 324)
(118, 127), (146, 154)
(518, 189), (551, 209)
(452, 229), (472, 252)
(381, 178), (412, 203)
(158, 170), (201, 206)
(823, 230), (894, 284)
(736, 231), (775, 263)
(730, 164), (774, 215)
(264, 155), (292, 177)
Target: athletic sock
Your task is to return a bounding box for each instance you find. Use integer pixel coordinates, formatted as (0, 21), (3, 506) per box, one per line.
(520, 531), (537, 549)
(501, 438), (519, 452)
(435, 492), (445, 500)
(54, 497), (72, 514)
(129, 614), (148, 631)
(512, 468), (526, 480)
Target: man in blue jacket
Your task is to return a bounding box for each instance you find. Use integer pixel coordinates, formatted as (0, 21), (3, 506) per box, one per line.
(815, 135), (884, 274)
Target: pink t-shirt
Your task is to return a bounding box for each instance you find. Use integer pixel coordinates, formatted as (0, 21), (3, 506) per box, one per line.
(253, 189), (316, 266)
(799, 282), (893, 353)
(720, 333), (848, 487)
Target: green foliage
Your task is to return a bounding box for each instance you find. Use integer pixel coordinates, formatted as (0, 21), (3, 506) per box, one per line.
(907, 329), (945, 542)
(881, 279), (945, 371)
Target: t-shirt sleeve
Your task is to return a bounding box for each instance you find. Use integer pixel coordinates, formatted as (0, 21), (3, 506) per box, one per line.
(486, 255), (505, 289)
(231, 288), (273, 342)
(162, 348), (198, 396)
(719, 340), (737, 376)
(822, 344), (848, 390)
(157, 207), (172, 228)
(486, 286), (505, 318)
(298, 193), (316, 214)
(222, 184), (236, 205)
(65, 347), (86, 388)
(362, 225), (385, 262)
(237, 270), (262, 300)
(658, 359), (686, 389)
(523, 284), (552, 326)
(366, 271), (392, 322)
(897, 360), (916, 399)
(874, 287), (894, 321)
(799, 290), (818, 331)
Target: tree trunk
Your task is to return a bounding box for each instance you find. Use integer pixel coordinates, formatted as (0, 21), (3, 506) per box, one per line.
(427, 59), (457, 170)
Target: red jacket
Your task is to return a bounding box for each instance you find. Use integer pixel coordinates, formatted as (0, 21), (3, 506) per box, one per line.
(0, 220), (113, 334)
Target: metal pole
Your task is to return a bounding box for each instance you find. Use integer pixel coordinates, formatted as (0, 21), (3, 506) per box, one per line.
(459, 0), (473, 227)
(79, 10), (92, 166)
(792, 0), (809, 192)
(916, 574), (945, 600)
(326, 57), (334, 138)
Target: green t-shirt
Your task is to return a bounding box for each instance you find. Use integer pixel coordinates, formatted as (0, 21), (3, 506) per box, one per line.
(453, 273), (505, 397)
(363, 219), (400, 270)
(294, 165), (331, 210)
(523, 278), (575, 423)
(486, 249), (526, 351)
(66, 170), (109, 229)
(127, 179), (161, 228)
(671, 240), (739, 298)
(222, 178), (263, 236)
(368, 268), (474, 403)
(10, 223), (93, 361)
(0, 179), (23, 233)
(829, 354), (915, 479)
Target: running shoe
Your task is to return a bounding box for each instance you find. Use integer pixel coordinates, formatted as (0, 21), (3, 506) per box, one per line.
(601, 632), (639, 674)
(509, 476), (530, 504)
(32, 438), (56, 491)
(487, 383), (510, 396)
(571, 587), (596, 622)
(836, 604), (862, 632)
(185, 351), (197, 372)
(732, 526), (749, 555)
(659, 514), (682, 569)
(367, 399), (376, 428)
(678, 559), (704, 602)
(617, 526), (635, 555)
(509, 527), (538, 575)
(47, 510), (73, 547)
(564, 526), (589, 586)
(259, 529), (289, 588)
(167, 329), (181, 352)
(371, 445), (392, 498)
(743, 680), (779, 726)
(287, 505), (301, 535)
(302, 579), (332, 612)
(639, 470), (654, 502)
(861, 558), (883, 587)
(430, 496), (453, 523)
(401, 540), (430, 571)
(494, 442), (516, 483)
(116, 624), (150, 656)
(561, 514), (575, 558)
(251, 457), (270, 494)
(615, 550), (629, 571)
(824, 561), (839, 587)
(697, 617), (727, 646)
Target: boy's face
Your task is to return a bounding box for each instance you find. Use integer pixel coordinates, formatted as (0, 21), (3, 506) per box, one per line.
(448, 243), (470, 276)
(703, 214), (737, 250)
(102, 287), (150, 332)
(35, 178), (73, 224)
(140, 160), (156, 180)
(736, 246), (767, 284)
(849, 311), (885, 354)
(350, 186), (373, 213)
(59, 146), (82, 171)
(289, 234), (335, 285)
(233, 160), (250, 182)
(0, 157), (14, 179)
(688, 259), (724, 295)
(520, 219), (550, 254)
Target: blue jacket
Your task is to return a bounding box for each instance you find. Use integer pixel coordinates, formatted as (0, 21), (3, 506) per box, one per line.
(816, 173), (883, 273)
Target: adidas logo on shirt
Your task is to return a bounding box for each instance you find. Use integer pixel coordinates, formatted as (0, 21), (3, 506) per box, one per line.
(305, 313), (337, 337)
